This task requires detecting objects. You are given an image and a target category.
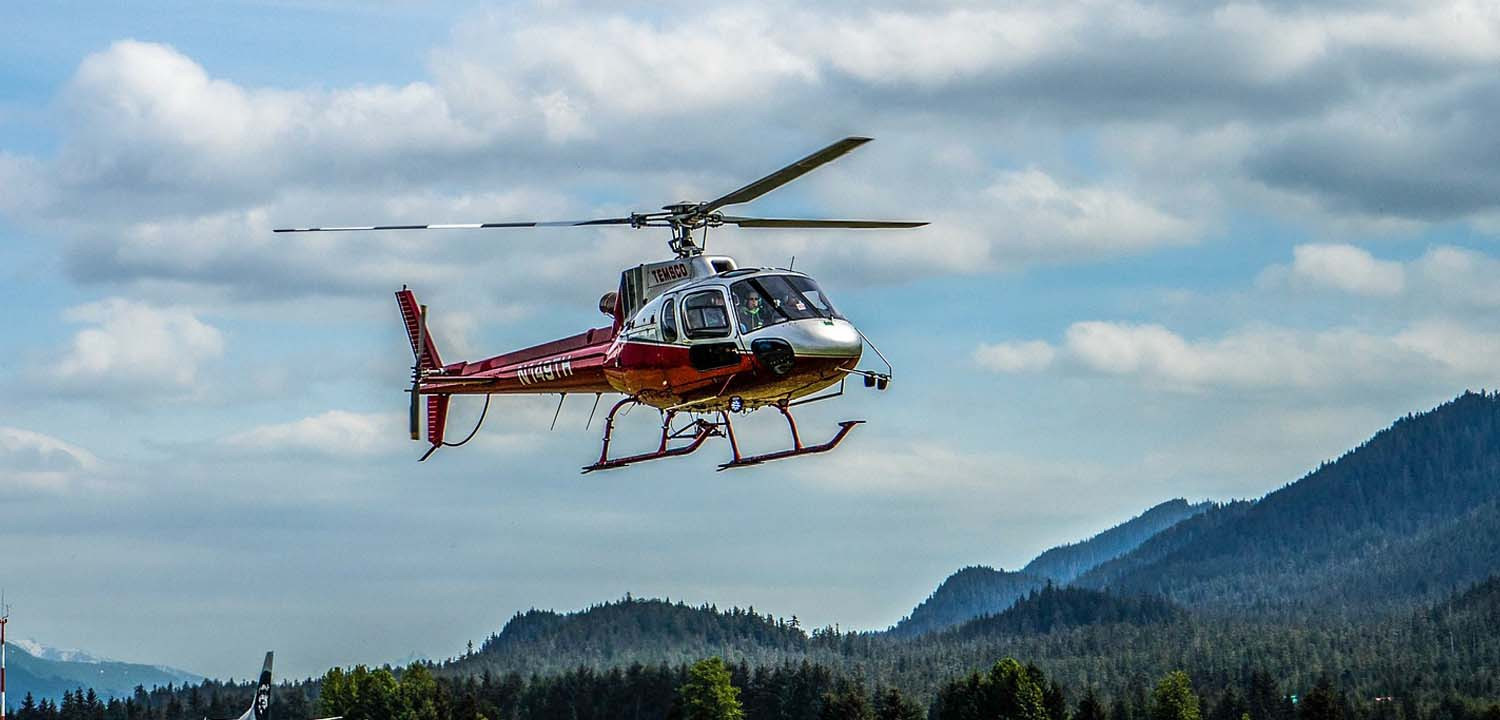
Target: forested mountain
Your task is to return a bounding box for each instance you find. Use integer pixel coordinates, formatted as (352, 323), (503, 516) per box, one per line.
(5, 643), (201, 703)
(890, 498), (1209, 638)
(1021, 499), (1212, 584)
(449, 596), (811, 677)
(888, 567), (1047, 639)
(20, 392), (1500, 720)
(34, 573), (1500, 720)
(1076, 391), (1500, 613)
(945, 584), (1184, 640)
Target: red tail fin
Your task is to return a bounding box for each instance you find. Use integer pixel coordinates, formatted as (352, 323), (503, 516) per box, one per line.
(427, 395), (449, 448)
(395, 287), (443, 370)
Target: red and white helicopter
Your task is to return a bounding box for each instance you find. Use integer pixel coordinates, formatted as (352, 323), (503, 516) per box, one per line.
(276, 137), (925, 471)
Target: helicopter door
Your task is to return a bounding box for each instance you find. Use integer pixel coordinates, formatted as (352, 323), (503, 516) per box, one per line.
(680, 289), (740, 371)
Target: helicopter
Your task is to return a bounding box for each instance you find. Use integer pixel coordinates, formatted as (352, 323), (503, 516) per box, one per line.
(275, 136), (925, 471)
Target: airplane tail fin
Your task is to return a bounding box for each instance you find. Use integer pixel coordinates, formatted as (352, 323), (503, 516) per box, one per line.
(251, 652), (273, 720)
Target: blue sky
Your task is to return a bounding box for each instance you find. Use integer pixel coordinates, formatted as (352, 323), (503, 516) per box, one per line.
(3, 0), (1500, 681)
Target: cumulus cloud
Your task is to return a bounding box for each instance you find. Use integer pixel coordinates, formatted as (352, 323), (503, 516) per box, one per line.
(51, 298), (224, 396)
(974, 340), (1057, 373)
(1413, 246), (1500, 307)
(982, 168), (1197, 261)
(4, 1), (1496, 305)
(0, 427), (100, 497)
(1287, 243), (1406, 296)
(222, 410), (402, 458)
(1261, 243), (1500, 306)
(976, 320), (1500, 394)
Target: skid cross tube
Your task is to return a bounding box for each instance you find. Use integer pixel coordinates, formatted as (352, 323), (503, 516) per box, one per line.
(582, 400), (721, 473)
(717, 403), (865, 471)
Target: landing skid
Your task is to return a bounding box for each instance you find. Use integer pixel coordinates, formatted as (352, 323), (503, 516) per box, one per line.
(718, 404), (863, 471)
(582, 399), (723, 473)
(581, 397), (862, 473)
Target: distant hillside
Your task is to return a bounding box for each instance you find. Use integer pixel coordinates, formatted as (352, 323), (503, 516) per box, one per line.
(1076, 391), (1500, 612)
(450, 596), (810, 677)
(886, 567), (1046, 639)
(1021, 499), (1212, 583)
(6, 643), (201, 704)
(888, 498), (1209, 638)
(946, 584), (1184, 640)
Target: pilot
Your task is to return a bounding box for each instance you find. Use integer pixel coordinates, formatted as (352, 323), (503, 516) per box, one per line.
(740, 292), (766, 332)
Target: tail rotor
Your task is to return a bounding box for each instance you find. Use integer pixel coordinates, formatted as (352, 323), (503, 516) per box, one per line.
(396, 288), (450, 459)
(410, 304), (427, 440)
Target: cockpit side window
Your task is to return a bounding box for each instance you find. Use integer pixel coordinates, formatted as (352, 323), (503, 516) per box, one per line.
(682, 290), (731, 339)
(661, 297), (679, 343)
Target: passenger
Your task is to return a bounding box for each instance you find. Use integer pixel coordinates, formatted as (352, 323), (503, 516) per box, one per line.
(781, 290), (808, 314)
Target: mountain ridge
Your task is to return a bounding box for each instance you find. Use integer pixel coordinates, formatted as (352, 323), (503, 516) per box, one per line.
(887, 498), (1212, 638)
(1075, 390), (1500, 612)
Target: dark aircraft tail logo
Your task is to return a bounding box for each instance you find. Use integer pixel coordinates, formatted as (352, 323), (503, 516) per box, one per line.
(253, 652), (273, 720)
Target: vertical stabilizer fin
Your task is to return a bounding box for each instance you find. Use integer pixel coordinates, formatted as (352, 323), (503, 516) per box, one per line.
(252, 652), (273, 720)
(425, 395), (451, 457)
(395, 288), (443, 370)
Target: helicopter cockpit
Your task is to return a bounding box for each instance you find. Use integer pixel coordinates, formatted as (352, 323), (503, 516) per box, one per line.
(728, 274), (842, 334)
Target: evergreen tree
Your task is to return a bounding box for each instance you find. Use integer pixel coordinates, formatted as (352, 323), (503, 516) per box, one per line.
(1044, 681), (1068, 720)
(821, 681), (873, 720)
(1077, 689), (1107, 720)
(1299, 678), (1340, 720)
(986, 658), (1047, 720)
(874, 687), (924, 720)
(318, 667), (353, 719)
(1149, 672), (1200, 720)
(678, 657), (744, 720)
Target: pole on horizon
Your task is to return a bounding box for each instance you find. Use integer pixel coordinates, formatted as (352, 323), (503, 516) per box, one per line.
(1, 591), (10, 720)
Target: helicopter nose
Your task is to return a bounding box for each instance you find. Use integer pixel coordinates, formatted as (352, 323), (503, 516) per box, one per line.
(772, 318), (864, 360)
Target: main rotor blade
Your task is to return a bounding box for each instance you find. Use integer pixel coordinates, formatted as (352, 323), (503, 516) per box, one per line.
(699, 137), (873, 214)
(273, 218), (633, 233)
(719, 216), (927, 229)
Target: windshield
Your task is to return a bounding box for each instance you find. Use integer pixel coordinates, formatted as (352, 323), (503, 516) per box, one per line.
(731, 275), (843, 333)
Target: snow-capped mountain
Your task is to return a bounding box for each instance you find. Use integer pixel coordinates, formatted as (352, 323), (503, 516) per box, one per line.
(12, 637), (114, 664)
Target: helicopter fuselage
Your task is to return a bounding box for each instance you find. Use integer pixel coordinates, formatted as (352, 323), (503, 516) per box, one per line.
(414, 260), (862, 413)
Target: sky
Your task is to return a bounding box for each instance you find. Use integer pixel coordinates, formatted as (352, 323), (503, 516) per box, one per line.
(2, 0), (1500, 682)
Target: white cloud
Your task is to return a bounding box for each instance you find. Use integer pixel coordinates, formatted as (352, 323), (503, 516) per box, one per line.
(0, 427), (100, 496)
(983, 168), (1198, 262)
(9, 2), (1498, 305)
(977, 319), (1500, 394)
(1413, 246), (1500, 307)
(1288, 243), (1405, 296)
(223, 410), (402, 458)
(435, 8), (818, 125)
(52, 298), (224, 396)
(1261, 243), (1500, 307)
(813, 7), (1079, 86)
(1062, 321), (1426, 391)
(974, 340), (1056, 373)
(1394, 321), (1500, 376)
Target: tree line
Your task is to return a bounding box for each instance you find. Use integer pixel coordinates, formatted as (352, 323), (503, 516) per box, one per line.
(11, 655), (1499, 720)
